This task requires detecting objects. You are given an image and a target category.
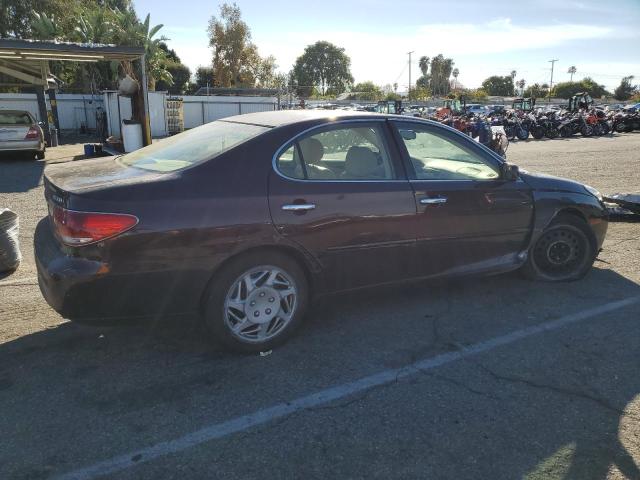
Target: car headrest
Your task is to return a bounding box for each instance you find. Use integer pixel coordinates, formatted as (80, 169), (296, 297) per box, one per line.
(345, 146), (381, 178)
(299, 137), (324, 164)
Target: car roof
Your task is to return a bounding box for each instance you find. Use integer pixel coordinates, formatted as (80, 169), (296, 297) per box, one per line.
(220, 109), (384, 128)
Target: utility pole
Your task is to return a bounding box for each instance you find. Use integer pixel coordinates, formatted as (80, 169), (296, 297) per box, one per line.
(407, 51), (414, 101)
(548, 59), (559, 93)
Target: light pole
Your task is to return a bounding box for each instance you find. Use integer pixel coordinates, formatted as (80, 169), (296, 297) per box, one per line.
(548, 59), (559, 98)
(407, 51), (414, 100)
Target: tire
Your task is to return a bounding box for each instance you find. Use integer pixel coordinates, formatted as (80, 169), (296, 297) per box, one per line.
(36, 150), (45, 160)
(581, 125), (594, 137)
(545, 127), (559, 139)
(560, 126), (572, 138)
(521, 215), (597, 282)
(504, 126), (515, 141)
(615, 122), (627, 133)
(532, 127), (545, 139)
(202, 251), (309, 352)
(516, 127), (529, 141)
(593, 124), (605, 136)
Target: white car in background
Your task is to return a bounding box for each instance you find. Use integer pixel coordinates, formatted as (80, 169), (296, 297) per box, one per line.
(0, 110), (45, 159)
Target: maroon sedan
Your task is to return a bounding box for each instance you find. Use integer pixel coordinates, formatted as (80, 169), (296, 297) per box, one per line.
(35, 111), (607, 351)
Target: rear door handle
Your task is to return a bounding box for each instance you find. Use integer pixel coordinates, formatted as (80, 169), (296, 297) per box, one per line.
(282, 203), (316, 211)
(420, 197), (447, 205)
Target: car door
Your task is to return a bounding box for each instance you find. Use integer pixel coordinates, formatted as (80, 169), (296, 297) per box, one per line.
(391, 120), (534, 277)
(269, 120), (417, 292)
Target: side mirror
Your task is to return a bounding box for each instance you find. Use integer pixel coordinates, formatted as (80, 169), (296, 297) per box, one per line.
(501, 162), (519, 181)
(399, 129), (416, 140)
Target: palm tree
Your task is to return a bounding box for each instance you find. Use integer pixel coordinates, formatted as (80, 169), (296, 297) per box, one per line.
(418, 56), (430, 76)
(452, 68), (459, 91)
(112, 11), (172, 90)
(517, 79), (526, 95)
(30, 11), (61, 40)
(510, 70), (517, 95)
(568, 66), (577, 82)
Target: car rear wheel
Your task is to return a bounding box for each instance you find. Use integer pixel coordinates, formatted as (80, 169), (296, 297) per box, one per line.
(202, 251), (309, 352)
(36, 150), (45, 160)
(522, 215), (597, 282)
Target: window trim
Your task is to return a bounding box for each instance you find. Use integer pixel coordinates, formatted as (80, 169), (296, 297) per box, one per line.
(272, 119), (407, 183)
(390, 119), (505, 182)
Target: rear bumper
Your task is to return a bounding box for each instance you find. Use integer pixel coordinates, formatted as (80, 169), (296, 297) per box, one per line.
(34, 218), (203, 322)
(0, 139), (44, 152)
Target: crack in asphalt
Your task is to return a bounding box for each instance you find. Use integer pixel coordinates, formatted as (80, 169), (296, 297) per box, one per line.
(469, 361), (640, 423)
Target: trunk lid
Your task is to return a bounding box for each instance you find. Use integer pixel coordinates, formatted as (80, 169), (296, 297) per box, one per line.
(0, 125), (30, 141)
(44, 156), (166, 195)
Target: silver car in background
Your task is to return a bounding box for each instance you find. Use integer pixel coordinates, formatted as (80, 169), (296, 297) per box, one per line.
(0, 110), (45, 159)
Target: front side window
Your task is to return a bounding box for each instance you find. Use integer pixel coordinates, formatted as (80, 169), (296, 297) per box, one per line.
(119, 120), (269, 173)
(395, 124), (499, 181)
(276, 124), (395, 181)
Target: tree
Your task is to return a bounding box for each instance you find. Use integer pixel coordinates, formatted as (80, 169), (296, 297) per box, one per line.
(568, 66), (577, 82)
(292, 41), (354, 97)
(465, 88), (488, 101)
(510, 70), (517, 95)
(516, 79), (526, 95)
(613, 76), (637, 101)
(429, 54), (454, 96)
(452, 68), (459, 91)
(348, 81), (382, 101)
(207, 3), (274, 88)
(194, 66), (214, 88)
(523, 83), (548, 98)
(156, 46), (191, 94)
(551, 77), (609, 99)
(481, 75), (514, 96)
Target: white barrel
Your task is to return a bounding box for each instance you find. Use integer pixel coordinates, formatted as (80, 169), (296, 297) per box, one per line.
(122, 121), (143, 152)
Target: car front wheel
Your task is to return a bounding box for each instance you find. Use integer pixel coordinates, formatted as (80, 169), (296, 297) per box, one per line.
(522, 215), (597, 282)
(203, 251), (309, 352)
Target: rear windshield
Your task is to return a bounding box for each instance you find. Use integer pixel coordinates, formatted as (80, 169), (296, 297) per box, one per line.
(0, 111), (32, 125)
(118, 120), (270, 172)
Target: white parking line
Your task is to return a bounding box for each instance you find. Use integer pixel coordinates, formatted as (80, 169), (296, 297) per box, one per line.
(52, 296), (640, 480)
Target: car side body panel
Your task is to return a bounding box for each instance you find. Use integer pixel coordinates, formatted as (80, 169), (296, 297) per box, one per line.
(33, 112), (609, 323)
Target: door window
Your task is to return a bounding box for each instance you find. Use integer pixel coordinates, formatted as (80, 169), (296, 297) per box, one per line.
(276, 124), (395, 181)
(395, 125), (499, 181)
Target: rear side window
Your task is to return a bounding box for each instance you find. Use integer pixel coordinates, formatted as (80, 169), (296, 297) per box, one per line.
(0, 111), (32, 125)
(275, 124), (395, 181)
(119, 120), (269, 172)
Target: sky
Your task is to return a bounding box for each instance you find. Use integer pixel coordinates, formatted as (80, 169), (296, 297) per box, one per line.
(134, 0), (640, 93)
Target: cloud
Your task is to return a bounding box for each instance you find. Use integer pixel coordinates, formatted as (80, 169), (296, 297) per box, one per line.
(252, 18), (620, 87)
(166, 17), (634, 88)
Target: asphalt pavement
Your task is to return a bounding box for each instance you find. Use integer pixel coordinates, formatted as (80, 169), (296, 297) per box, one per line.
(0, 133), (639, 480)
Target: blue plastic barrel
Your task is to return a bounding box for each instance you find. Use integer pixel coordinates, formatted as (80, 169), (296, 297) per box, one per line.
(84, 144), (94, 156)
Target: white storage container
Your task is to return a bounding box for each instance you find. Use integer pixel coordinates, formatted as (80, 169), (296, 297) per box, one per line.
(122, 121), (143, 152)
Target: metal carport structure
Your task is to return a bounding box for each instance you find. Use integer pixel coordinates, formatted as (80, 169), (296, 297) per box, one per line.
(0, 38), (149, 147)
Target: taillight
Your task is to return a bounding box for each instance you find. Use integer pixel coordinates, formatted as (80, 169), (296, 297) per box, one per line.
(51, 205), (138, 246)
(25, 126), (40, 139)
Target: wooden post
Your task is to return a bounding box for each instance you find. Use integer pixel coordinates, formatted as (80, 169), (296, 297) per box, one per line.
(35, 87), (51, 146)
(37, 61), (51, 145)
(138, 54), (151, 146)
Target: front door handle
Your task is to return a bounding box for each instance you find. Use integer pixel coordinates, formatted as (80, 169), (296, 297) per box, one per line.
(282, 203), (316, 211)
(420, 197), (447, 205)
